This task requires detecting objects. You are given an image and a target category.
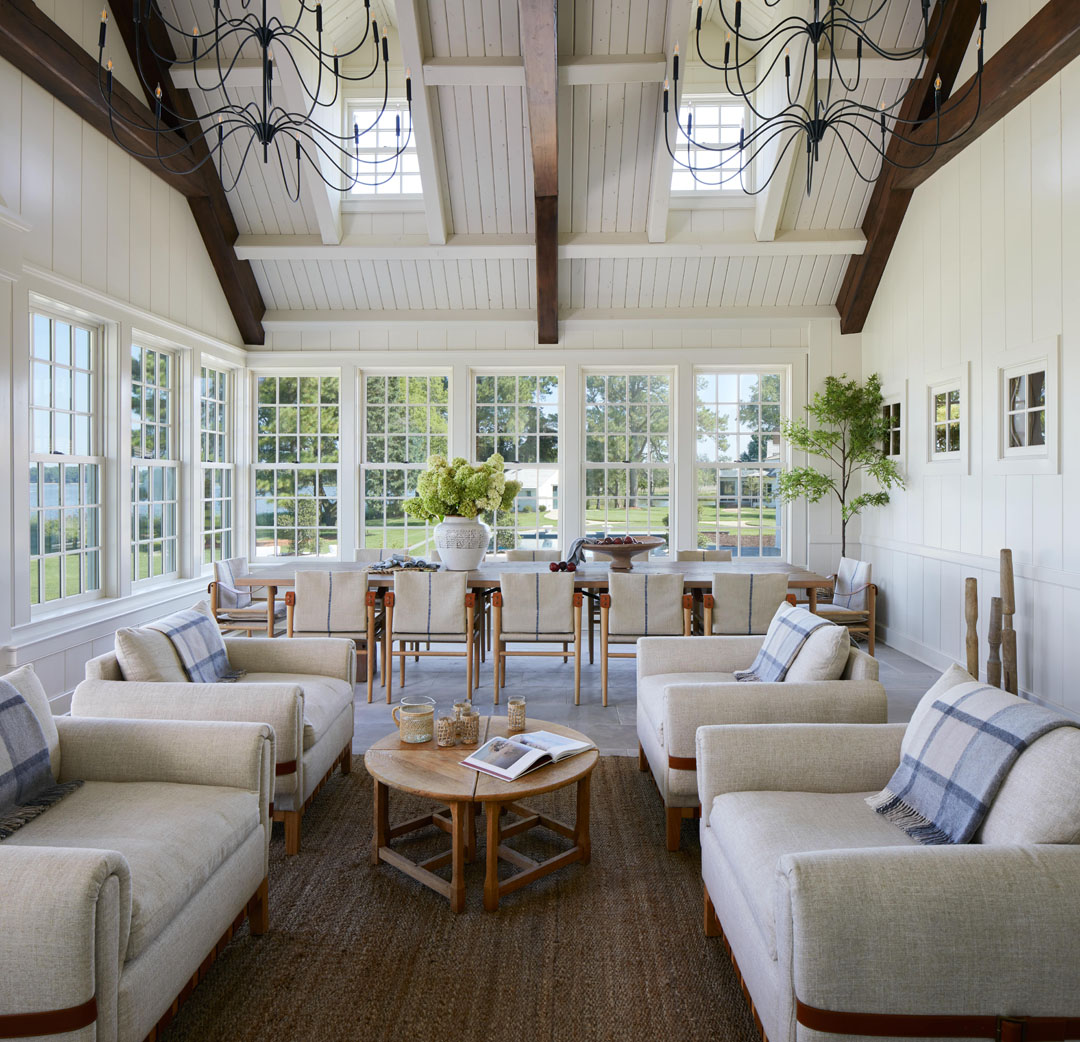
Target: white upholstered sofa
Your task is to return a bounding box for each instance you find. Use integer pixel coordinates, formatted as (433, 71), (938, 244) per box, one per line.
(74, 634), (355, 855)
(0, 664), (273, 1042)
(696, 665), (1080, 1042)
(637, 634), (886, 850)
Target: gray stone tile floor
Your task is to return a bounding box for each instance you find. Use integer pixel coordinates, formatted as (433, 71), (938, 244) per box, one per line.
(351, 638), (943, 756)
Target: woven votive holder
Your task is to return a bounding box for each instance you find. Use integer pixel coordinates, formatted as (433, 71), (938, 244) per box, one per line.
(435, 713), (457, 748)
(507, 697), (526, 734)
(461, 706), (480, 746)
(453, 700), (469, 738)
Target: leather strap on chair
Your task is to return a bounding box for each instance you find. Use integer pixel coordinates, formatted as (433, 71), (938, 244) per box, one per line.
(275, 759), (298, 776)
(796, 1001), (1080, 1040)
(0, 996), (97, 1038)
(285, 591), (296, 606)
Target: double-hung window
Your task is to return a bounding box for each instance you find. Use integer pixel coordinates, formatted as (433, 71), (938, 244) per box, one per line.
(930, 384), (962, 460)
(474, 373), (560, 553)
(200, 366), (233, 564)
(583, 371), (671, 555)
(363, 374), (449, 556)
(130, 344), (179, 582)
(695, 370), (783, 557)
(29, 311), (103, 606)
(255, 375), (340, 558)
(347, 101), (420, 196)
(671, 96), (751, 193)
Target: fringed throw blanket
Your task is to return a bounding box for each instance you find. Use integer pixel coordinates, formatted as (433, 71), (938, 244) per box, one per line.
(867, 682), (1071, 844)
(0, 680), (82, 840)
(149, 607), (244, 684)
(735, 603), (833, 682)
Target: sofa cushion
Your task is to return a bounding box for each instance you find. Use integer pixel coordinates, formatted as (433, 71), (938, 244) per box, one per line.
(637, 672), (736, 746)
(977, 726), (1080, 844)
(5, 780), (258, 960)
(241, 673), (353, 751)
(710, 790), (916, 959)
(1, 665), (59, 781)
(785, 624), (850, 682)
(114, 627), (188, 684)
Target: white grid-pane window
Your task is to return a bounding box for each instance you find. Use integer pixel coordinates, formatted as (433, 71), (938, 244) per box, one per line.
(29, 312), (102, 606)
(348, 102), (420, 196)
(695, 371), (783, 558)
(932, 385), (961, 458)
(671, 97), (749, 192)
(583, 372), (671, 556)
(474, 373), (560, 553)
(255, 375), (340, 558)
(201, 366), (233, 565)
(1005, 369), (1046, 451)
(363, 374), (449, 556)
(882, 402), (902, 458)
(131, 345), (178, 582)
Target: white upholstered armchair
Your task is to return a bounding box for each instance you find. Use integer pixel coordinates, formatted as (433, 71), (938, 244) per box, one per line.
(0, 665), (273, 1042)
(696, 665), (1080, 1042)
(636, 633), (886, 850)
(74, 634), (355, 855)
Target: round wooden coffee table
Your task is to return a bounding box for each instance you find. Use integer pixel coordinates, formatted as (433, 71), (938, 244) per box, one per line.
(364, 717), (599, 913)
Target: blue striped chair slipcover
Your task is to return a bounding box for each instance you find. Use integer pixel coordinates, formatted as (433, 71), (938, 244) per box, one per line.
(704, 573), (791, 636)
(505, 549), (562, 562)
(210, 557), (285, 637)
(815, 557), (877, 656)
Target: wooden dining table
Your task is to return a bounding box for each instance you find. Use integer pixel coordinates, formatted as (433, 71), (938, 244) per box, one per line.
(233, 557), (834, 638)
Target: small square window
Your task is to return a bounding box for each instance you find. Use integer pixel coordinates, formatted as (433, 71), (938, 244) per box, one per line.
(930, 383), (962, 461)
(1005, 368), (1047, 452)
(882, 401), (902, 458)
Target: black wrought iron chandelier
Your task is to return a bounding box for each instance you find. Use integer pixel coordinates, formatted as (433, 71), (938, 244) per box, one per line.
(664, 0), (987, 195)
(97, 0), (413, 198)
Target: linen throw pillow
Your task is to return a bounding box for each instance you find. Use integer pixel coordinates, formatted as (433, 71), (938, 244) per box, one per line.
(0, 680), (82, 840)
(734, 603), (834, 682)
(115, 626), (189, 683)
(2, 665), (60, 780)
(783, 622), (851, 682)
(147, 601), (243, 683)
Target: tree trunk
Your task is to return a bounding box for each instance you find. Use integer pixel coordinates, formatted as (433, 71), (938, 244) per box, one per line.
(840, 516), (847, 559)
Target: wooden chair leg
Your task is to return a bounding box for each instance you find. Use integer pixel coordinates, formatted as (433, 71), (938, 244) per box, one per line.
(399, 640), (406, 688)
(247, 877), (269, 935)
(704, 885), (721, 937)
(562, 641), (568, 664)
(283, 810), (302, 856)
(638, 742), (648, 771)
(600, 603), (609, 708)
(665, 806), (682, 852)
(340, 745), (352, 775)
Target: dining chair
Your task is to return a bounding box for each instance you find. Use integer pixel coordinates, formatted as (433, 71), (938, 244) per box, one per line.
(384, 571), (481, 701)
(355, 547), (400, 563)
(814, 557), (877, 655)
(675, 549), (733, 562)
(703, 572), (791, 635)
(284, 570), (385, 702)
(598, 572), (692, 707)
(492, 572), (583, 705)
(584, 544), (651, 665)
(209, 557), (285, 637)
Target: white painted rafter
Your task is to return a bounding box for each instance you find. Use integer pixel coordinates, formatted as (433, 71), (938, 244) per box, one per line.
(235, 227), (865, 261)
(645, 0), (694, 243)
(393, 0), (449, 245)
(419, 54), (668, 87)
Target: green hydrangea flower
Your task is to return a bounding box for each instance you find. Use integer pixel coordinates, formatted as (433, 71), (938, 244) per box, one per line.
(403, 453), (523, 523)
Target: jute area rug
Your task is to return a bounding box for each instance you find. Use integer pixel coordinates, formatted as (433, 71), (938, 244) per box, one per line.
(166, 757), (759, 1042)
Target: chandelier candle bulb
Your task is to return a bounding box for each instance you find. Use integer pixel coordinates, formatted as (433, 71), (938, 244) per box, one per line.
(98, 10), (107, 49)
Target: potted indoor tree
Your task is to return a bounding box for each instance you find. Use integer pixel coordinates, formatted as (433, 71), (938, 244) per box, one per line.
(778, 373), (904, 558)
(403, 454), (522, 570)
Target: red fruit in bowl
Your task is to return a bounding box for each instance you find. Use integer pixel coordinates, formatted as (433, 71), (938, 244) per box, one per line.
(558, 561), (568, 571)
(566, 561), (577, 572)
(623, 536), (635, 544)
(549, 561), (559, 572)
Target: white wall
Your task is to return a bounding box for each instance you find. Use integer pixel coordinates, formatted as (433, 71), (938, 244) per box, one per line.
(860, 39), (1080, 717)
(0, 1), (245, 701)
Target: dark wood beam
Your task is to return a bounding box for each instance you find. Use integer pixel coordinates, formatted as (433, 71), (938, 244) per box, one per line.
(519, 0), (558, 344)
(108, 0), (265, 344)
(0, 0), (266, 344)
(894, 0), (1080, 191)
(836, 0), (981, 335)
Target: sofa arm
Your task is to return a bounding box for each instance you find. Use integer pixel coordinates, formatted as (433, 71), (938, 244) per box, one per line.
(71, 680), (303, 773)
(226, 637), (356, 684)
(637, 636), (763, 680)
(664, 680), (887, 761)
(57, 717), (275, 795)
(696, 722), (905, 815)
(0, 846), (131, 1037)
(777, 846), (1080, 1020)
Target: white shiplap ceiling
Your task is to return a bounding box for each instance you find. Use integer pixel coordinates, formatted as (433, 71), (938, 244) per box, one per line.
(159, 0), (934, 330)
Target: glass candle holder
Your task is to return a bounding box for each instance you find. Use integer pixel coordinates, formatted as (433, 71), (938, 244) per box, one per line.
(392, 695), (436, 744)
(507, 697), (526, 734)
(435, 713), (457, 748)
(453, 700), (469, 738)
(461, 706), (481, 746)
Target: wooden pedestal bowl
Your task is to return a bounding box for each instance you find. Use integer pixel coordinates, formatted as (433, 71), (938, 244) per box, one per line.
(582, 536), (666, 570)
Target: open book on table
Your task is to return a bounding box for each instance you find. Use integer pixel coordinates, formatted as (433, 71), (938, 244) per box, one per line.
(460, 730), (595, 782)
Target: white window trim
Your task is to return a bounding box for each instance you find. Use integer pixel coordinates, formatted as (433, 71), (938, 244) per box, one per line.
(926, 363), (970, 475)
(669, 94), (754, 195)
(199, 363), (239, 571)
(986, 336), (1060, 476)
(880, 378), (907, 470)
